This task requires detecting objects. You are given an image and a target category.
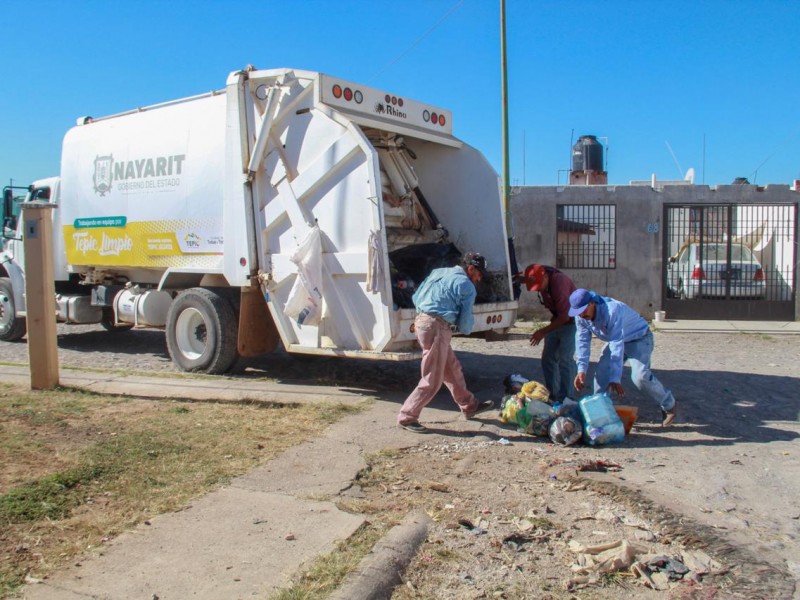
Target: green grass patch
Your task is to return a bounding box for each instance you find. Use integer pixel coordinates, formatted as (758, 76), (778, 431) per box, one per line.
(0, 383), (365, 597)
(272, 523), (385, 600)
(0, 464), (111, 523)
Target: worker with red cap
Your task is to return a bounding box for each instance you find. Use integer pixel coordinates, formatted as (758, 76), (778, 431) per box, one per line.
(520, 264), (577, 402)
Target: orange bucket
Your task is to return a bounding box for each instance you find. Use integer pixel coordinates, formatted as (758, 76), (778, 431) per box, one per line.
(615, 405), (639, 434)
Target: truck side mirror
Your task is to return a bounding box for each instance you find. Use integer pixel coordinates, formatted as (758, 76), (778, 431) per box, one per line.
(2, 189), (15, 234)
(2, 188), (12, 216)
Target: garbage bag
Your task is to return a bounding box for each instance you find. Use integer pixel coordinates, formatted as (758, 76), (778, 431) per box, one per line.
(549, 416), (583, 446)
(553, 398), (582, 421)
(503, 373), (529, 395)
(500, 395), (520, 424)
(519, 380), (550, 403)
(520, 398), (555, 436)
(388, 242), (462, 286)
(284, 226), (324, 326)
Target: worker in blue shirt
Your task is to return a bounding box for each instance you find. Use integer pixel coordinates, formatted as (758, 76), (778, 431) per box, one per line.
(568, 288), (677, 426)
(397, 252), (495, 433)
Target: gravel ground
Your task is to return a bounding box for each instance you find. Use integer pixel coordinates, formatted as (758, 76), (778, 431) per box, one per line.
(1, 322), (798, 597)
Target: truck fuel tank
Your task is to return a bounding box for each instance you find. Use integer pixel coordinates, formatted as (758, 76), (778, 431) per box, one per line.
(113, 289), (173, 327)
(55, 295), (102, 324)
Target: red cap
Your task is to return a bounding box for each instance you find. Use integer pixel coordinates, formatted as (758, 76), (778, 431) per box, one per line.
(523, 264), (547, 291)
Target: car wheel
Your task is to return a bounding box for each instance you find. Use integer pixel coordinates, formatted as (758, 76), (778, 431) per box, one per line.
(0, 277), (27, 341)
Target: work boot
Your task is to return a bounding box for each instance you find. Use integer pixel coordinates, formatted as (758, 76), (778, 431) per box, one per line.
(661, 403), (677, 427)
(466, 399), (495, 420)
(399, 421), (429, 433)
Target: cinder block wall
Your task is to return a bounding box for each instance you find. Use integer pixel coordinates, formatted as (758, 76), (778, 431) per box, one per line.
(510, 184), (799, 320)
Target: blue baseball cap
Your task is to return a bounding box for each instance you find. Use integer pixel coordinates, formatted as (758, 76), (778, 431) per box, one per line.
(568, 288), (594, 317)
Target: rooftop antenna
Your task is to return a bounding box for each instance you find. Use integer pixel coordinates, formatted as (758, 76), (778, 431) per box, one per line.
(702, 134), (706, 184)
(665, 141), (683, 178)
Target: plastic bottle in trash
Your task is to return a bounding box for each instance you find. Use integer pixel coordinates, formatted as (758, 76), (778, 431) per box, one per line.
(579, 393), (624, 445)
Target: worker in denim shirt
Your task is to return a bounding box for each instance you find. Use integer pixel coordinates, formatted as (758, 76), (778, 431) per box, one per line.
(397, 252), (495, 433)
(569, 289), (677, 426)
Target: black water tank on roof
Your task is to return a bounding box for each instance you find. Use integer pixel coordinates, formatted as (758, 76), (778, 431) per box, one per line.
(571, 135), (604, 172)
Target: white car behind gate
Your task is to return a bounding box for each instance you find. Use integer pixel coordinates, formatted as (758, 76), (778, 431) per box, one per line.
(667, 242), (766, 299)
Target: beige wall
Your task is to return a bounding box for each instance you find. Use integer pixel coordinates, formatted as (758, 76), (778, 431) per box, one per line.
(510, 184), (799, 320)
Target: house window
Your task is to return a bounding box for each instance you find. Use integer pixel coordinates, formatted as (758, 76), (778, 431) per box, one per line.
(556, 204), (616, 269)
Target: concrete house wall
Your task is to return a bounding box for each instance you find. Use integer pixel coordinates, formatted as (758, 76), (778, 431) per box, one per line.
(510, 184), (799, 320)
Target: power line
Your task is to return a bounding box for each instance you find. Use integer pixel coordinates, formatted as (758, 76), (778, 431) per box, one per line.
(367, 0), (465, 83)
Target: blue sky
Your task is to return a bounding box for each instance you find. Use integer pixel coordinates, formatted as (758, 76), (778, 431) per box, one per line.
(1, 0), (798, 190)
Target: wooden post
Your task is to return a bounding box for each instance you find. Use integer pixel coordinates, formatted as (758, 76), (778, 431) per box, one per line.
(21, 201), (59, 389)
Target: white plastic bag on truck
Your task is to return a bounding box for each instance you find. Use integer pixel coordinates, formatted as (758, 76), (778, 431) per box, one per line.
(284, 226), (324, 326)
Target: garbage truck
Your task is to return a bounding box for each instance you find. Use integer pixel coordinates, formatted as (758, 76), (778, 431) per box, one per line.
(0, 66), (518, 373)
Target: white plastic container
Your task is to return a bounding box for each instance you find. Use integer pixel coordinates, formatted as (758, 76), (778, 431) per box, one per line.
(579, 392), (625, 446)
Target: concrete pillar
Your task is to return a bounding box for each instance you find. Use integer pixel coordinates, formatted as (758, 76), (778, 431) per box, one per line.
(21, 201), (59, 389)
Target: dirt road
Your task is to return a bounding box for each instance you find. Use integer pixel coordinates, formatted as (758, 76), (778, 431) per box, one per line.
(1, 323), (798, 597)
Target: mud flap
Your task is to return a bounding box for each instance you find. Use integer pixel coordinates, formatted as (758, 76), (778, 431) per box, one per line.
(238, 286), (280, 356)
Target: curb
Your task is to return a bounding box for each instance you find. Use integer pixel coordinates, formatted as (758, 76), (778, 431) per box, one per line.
(329, 510), (432, 600)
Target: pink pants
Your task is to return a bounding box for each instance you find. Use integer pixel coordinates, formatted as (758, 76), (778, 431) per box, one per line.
(397, 314), (478, 425)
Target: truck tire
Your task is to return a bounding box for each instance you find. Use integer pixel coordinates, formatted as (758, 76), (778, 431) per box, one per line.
(0, 277), (26, 341)
(166, 288), (238, 374)
(100, 308), (134, 332)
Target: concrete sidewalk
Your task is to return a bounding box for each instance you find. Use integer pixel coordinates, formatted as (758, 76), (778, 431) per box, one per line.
(652, 319), (800, 334)
(9, 364), (487, 600)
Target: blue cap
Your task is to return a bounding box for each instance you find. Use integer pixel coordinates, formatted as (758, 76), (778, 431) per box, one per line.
(568, 288), (594, 317)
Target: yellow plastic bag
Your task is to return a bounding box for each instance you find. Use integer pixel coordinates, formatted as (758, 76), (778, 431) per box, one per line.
(500, 395), (520, 423)
(520, 380), (550, 402)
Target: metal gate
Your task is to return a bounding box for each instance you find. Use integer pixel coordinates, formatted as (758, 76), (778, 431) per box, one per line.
(663, 203), (797, 320)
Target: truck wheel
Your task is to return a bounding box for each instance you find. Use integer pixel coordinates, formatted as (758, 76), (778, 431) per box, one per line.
(166, 288), (238, 374)
(100, 308), (134, 332)
(0, 277), (26, 341)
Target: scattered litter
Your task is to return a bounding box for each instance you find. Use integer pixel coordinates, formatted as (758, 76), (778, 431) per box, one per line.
(679, 549), (723, 575)
(569, 538), (646, 575)
(565, 574), (598, 591)
(503, 373), (529, 394)
(576, 459), (623, 472)
(497, 437), (511, 445)
(565, 481), (589, 492)
(517, 518), (536, 532)
(634, 529), (656, 542)
(631, 554), (689, 590)
(594, 508), (620, 523)
(457, 519), (487, 535)
(284, 533), (296, 541)
(502, 533), (544, 552)
(427, 481), (450, 493)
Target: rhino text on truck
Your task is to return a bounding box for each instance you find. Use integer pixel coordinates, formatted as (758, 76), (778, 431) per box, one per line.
(0, 67), (518, 373)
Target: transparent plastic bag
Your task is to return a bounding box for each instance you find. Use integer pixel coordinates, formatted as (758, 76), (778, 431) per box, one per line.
(549, 416), (583, 446)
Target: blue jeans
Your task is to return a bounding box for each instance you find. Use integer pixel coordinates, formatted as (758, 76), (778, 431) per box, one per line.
(593, 330), (675, 411)
(541, 322), (577, 402)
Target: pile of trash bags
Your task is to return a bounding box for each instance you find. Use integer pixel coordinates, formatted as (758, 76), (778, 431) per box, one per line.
(500, 374), (626, 447)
